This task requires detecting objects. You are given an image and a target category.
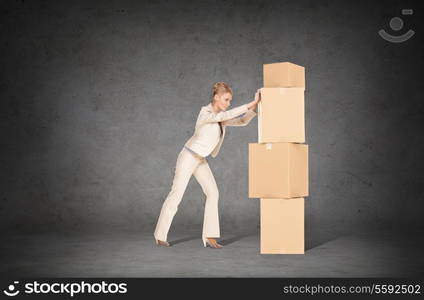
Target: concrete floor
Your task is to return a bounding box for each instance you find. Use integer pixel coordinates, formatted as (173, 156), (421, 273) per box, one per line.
(0, 229), (422, 277)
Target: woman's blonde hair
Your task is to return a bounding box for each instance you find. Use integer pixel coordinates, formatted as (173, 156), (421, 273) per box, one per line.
(211, 82), (233, 103)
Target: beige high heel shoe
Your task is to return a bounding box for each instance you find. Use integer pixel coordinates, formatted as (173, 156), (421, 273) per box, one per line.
(204, 238), (223, 249)
(155, 238), (170, 247)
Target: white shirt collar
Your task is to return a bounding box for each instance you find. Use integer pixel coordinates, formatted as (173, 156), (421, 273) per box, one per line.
(205, 103), (220, 113)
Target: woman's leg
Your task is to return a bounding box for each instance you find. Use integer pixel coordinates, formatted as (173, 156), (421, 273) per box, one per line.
(153, 149), (201, 243)
(193, 159), (220, 247)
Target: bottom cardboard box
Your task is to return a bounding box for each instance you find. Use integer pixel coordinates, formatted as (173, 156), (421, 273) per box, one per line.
(260, 197), (304, 254)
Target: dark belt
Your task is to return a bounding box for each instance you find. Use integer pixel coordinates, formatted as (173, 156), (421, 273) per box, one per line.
(184, 146), (206, 161)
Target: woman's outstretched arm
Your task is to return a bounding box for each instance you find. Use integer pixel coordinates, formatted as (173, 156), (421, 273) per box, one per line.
(198, 103), (250, 125)
(221, 109), (257, 127)
(198, 89), (261, 125)
(221, 89), (261, 126)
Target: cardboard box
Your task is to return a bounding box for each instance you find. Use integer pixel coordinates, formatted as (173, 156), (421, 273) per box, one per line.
(260, 197), (304, 254)
(249, 142), (308, 198)
(263, 62), (305, 88)
(258, 87), (305, 143)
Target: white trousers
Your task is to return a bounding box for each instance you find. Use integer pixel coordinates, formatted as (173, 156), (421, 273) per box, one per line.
(153, 147), (220, 247)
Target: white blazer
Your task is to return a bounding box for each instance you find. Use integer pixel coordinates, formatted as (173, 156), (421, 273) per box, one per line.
(184, 102), (257, 158)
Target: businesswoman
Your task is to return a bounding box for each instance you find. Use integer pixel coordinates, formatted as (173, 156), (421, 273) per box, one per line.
(154, 82), (261, 249)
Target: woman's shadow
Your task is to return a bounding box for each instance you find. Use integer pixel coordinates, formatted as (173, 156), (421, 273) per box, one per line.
(170, 231), (256, 246)
(169, 230), (340, 249)
(169, 235), (198, 246)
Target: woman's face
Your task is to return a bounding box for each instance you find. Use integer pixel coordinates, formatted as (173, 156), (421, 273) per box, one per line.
(213, 92), (232, 112)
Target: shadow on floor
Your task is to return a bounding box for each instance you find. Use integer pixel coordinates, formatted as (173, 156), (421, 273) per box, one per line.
(220, 232), (257, 246)
(152, 229), (345, 251)
(305, 229), (343, 251)
(169, 232), (258, 246)
(169, 235), (198, 246)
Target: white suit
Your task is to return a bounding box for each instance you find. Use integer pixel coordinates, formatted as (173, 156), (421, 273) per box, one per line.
(153, 102), (257, 247)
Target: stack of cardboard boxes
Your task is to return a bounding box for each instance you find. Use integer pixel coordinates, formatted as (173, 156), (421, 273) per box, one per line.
(249, 62), (308, 254)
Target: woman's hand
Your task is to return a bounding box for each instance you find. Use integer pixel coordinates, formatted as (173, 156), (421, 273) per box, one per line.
(247, 88), (262, 111)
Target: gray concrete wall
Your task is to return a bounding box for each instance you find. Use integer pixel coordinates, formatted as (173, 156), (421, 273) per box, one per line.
(1, 0), (423, 235)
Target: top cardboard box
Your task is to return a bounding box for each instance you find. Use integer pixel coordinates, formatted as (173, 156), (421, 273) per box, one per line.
(263, 62), (305, 88)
